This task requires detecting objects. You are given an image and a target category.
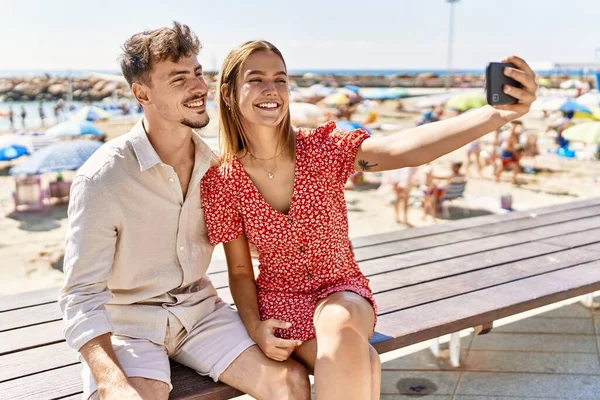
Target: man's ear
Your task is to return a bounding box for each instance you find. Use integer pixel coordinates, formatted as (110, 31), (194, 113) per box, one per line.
(132, 82), (151, 107)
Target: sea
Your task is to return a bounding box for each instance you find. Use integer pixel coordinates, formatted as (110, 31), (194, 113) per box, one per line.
(0, 67), (594, 132)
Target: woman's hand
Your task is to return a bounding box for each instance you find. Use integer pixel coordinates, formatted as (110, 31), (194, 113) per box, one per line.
(250, 319), (302, 362)
(491, 56), (538, 123)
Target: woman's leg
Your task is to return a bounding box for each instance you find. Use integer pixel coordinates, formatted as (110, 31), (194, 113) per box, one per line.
(294, 337), (381, 400)
(299, 291), (377, 400)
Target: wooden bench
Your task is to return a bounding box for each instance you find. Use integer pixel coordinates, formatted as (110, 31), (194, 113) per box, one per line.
(2, 198), (600, 399)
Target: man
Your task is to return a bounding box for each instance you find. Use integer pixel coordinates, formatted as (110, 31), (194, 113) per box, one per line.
(494, 121), (522, 184)
(59, 22), (310, 400)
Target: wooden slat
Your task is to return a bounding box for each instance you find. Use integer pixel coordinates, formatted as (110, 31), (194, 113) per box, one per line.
(0, 342), (77, 383)
(539, 228), (600, 249)
(351, 197), (600, 248)
(353, 204), (600, 261)
(0, 320), (64, 356)
(0, 363), (82, 400)
(358, 215), (600, 277)
(214, 217), (600, 306)
(0, 287), (59, 313)
(0, 302), (62, 332)
(366, 242), (563, 294)
(373, 260), (600, 353)
(170, 361), (243, 400)
(373, 247), (600, 315)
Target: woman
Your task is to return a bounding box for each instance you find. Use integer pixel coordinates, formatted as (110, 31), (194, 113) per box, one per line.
(201, 41), (537, 400)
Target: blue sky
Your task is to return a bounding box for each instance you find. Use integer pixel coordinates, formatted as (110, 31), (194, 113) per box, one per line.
(1, 0), (599, 71)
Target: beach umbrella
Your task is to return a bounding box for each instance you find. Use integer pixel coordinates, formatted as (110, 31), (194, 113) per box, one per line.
(72, 105), (112, 121)
(289, 102), (325, 125)
(0, 144), (29, 161)
(445, 93), (486, 111)
(343, 85), (361, 93)
(559, 98), (591, 114)
(45, 120), (104, 138)
(536, 77), (552, 88)
(323, 93), (350, 106)
(562, 122), (600, 144)
(335, 121), (372, 135)
(360, 88), (407, 101)
(574, 92), (600, 108)
(574, 107), (600, 121)
(10, 139), (103, 176)
(560, 80), (589, 90)
(415, 93), (454, 109)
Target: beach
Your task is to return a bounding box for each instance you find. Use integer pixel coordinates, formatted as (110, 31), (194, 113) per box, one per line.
(2, 91), (599, 296)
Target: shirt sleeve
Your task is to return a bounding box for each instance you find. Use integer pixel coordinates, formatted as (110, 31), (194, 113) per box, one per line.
(201, 167), (244, 246)
(58, 175), (119, 351)
(312, 122), (371, 186)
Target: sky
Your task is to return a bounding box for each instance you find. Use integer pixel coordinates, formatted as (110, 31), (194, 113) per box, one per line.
(1, 0), (599, 72)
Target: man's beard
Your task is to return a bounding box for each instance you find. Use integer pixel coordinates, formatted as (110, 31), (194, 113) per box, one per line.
(181, 115), (209, 129)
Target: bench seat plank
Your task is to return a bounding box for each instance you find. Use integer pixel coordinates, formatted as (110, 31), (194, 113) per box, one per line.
(373, 260), (600, 353)
(0, 287), (59, 313)
(373, 247), (600, 315)
(0, 302), (62, 332)
(0, 320), (64, 356)
(0, 364), (82, 400)
(0, 342), (77, 383)
(351, 197), (600, 248)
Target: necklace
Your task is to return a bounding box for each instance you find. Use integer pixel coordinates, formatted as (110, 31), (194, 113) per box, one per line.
(247, 145), (281, 179)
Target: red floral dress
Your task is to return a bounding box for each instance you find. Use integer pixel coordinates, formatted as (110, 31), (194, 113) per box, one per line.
(201, 121), (377, 342)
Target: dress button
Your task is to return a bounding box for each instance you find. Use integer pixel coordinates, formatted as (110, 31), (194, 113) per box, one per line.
(169, 177), (175, 182)
(299, 246), (305, 253)
(179, 246), (184, 251)
(287, 218), (293, 225)
(307, 273), (312, 279)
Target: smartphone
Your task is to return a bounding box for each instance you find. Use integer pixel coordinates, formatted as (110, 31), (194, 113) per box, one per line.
(485, 62), (523, 105)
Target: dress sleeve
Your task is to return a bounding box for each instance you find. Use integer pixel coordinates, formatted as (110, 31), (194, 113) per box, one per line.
(201, 167), (243, 246)
(310, 122), (371, 186)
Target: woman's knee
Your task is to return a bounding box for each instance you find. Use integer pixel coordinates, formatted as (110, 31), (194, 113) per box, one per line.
(315, 292), (373, 336)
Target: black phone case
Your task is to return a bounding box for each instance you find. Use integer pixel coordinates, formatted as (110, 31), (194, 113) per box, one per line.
(486, 62), (523, 105)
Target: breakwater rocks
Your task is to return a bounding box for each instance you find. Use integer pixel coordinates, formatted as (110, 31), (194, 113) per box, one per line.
(0, 72), (595, 102)
(0, 76), (131, 102)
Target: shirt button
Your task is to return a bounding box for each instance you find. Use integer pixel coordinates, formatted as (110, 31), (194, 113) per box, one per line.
(287, 218), (293, 225)
(179, 246), (184, 251)
(169, 177), (175, 182)
(307, 273), (312, 279)
(299, 246), (305, 253)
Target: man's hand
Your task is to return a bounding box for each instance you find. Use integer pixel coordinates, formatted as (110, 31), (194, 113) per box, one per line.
(491, 56), (537, 123)
(249, 319), (302, 362)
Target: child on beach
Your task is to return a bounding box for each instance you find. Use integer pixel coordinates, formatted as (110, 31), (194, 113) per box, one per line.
(200, 40), (537, 399)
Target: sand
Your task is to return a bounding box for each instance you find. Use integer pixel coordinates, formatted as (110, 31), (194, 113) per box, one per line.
(1, 102), (599, 296)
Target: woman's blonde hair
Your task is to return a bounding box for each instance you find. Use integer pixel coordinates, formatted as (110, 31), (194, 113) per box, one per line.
(218, 40), (294, 167)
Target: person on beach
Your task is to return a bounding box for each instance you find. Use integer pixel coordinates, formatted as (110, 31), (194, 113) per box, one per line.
(59, 23), (309, 400)
(494, 120), (522, 184)
(200, 39), (537, 399)
(19, 105), (26, 129)
(38, 101), (46, 126)
(8, 106), (14, 131)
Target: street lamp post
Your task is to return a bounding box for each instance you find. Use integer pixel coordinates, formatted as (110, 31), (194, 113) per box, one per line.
(445, 0), (460, 90)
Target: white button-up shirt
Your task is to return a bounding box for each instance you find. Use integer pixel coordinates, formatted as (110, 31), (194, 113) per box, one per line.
(58, 120), (218, 350)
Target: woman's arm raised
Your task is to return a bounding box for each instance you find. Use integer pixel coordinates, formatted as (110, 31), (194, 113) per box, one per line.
(353, 56), (537, 172)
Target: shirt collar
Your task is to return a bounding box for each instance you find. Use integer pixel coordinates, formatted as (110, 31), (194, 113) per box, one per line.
(130, 118), (216, 172)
